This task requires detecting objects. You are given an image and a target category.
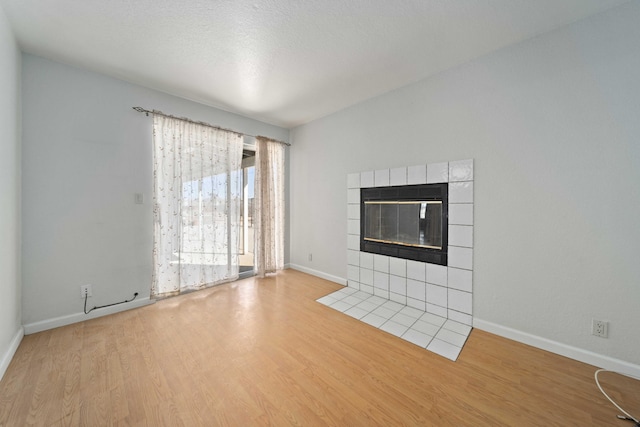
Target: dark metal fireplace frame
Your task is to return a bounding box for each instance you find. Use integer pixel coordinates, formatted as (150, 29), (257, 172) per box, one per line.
(360, 183), (448, 265)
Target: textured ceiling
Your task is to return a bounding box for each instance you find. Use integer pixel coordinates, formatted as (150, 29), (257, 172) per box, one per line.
(0, 0), (631, 128)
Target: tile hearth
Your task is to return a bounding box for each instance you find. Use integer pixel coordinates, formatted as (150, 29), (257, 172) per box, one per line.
(317, 286), (471, 361)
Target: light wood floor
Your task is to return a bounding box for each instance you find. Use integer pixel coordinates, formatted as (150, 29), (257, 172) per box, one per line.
(1, 269), (637, 426)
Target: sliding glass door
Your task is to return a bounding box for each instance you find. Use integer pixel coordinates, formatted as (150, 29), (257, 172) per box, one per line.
(152, 116), (243, 297)
(239, 149), (255, 277)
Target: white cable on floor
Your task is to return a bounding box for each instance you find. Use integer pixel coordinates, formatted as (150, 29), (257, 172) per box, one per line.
(594, 368), (640, 424)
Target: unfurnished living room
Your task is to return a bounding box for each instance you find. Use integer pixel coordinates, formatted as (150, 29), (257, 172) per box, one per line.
(1, 0), (639, 425)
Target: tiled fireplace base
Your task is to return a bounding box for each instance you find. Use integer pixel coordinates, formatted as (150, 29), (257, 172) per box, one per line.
(347, 160), (474, 325)
(340, 159), (474, 360)
(317, 287), (471, 361)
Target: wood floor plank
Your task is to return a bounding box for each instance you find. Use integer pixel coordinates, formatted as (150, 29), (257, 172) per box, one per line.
(1, 269), (638, 426)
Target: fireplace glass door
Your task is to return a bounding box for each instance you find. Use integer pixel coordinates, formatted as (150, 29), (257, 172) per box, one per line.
(364, 201), (442, 249)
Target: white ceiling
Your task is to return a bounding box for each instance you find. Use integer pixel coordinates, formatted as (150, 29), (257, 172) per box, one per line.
(0, 0), (631, 128)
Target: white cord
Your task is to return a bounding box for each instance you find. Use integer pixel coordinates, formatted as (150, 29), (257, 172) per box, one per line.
(595, 368), (640, 423)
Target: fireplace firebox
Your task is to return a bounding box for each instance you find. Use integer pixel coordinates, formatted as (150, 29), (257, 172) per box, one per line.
(360, 183), (448, 265)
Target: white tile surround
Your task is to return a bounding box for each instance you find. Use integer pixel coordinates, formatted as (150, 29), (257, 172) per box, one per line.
(318, 159), (474, 361)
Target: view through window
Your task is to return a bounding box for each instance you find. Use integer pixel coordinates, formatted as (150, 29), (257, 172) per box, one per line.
(240, 157), (255, 274)
(178, 150), (255, 274)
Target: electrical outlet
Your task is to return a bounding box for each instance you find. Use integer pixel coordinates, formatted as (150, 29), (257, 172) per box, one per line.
(592, 319), (608, 338)
(80, 284), (93, 298)
(308, 253), (313, 261)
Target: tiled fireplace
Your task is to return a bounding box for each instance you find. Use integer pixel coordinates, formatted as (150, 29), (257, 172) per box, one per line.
(317, 159), (474, 361)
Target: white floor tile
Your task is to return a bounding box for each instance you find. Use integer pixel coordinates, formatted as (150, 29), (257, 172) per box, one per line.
(381, 300), (404, 312)
(380, 320), (409, 337)
(427, 339), (462, 361)
(411, 320), (441, 336)
(361, 313), (387, 328)
(419, 312), (447, 327)
(316, 295), (338, 306)
(344, 306), (369, 320)
(336, 287), (358, 296)
(353, 291), (373, 300)
(435, 328), (468, 347)
(402, 329), (433, 348)
(372, 306), (397, 319)
(355, 300), (379, 312)
(443, 319), (472, 336)
(398, 306), (424, 319)
(390, 312), (418, 327)
(343, 295), (365, 305)
(317, 287), (470, 361)
(330, 300), (353, 312)
(366, 295), (388, 305)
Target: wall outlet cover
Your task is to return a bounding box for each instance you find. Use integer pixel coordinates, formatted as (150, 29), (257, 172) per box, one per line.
(80, 284), (93, 298)
(592, 319), (608, 338)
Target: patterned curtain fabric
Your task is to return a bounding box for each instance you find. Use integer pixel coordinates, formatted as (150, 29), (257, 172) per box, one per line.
(151, 115), (243, 297)
(254, 137), (285, 278)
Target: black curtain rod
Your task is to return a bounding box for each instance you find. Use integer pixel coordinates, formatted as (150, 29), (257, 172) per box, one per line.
(132, 107), (290, 146)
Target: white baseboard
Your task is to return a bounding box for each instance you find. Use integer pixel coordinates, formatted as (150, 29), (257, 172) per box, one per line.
(0, 326), (24, 381)
(473, 318), (640, 378)
(23, 297), (155, 335)
(285, 264), (640, 377)
(287, 264), (347, 286)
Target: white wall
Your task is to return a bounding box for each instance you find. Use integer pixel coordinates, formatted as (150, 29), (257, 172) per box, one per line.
(21, 54), (289, 329)
(290, 2), (640, 368)
(0, 4), (22, 379)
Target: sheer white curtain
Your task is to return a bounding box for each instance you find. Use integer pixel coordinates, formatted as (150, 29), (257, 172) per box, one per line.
(254, 137), (285, 277)
(152, 115), (243, 297)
